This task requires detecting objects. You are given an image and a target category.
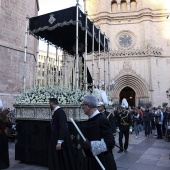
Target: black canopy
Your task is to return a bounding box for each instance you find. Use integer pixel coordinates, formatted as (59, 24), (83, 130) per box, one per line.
(29, 6), (108, 55)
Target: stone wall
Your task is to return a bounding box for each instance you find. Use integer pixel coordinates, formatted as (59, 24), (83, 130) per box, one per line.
(84, 0), (170, 107)
(0, 0), (39, 108)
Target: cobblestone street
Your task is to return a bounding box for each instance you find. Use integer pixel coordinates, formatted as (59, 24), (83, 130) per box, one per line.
(7, 131), (170, 170)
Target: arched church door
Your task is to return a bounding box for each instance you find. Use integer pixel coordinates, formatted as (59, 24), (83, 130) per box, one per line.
(119, 87), (135, 107)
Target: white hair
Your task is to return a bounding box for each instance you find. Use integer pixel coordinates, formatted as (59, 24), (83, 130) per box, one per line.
(83, 95), (98, 108)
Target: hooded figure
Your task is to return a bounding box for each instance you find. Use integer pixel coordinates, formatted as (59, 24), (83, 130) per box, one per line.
(121, 98), (128, 108)
(93, 88), (116, 135)
(93, 88), (108, 106)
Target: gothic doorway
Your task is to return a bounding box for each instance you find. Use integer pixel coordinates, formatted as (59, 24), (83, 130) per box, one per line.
(119, 87), (135, 107)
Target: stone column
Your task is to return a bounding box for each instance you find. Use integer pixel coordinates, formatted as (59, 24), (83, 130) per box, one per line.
(117, 0), (121, 11)
(127, 0), (131, 11)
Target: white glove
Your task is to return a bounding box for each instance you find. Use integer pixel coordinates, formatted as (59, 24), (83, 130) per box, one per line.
(129, 128), (132, 133)
(12, 124), (16, 130)
(117, 128), (120, 133)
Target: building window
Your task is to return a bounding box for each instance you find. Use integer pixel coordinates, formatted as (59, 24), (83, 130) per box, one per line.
(115, 31), (136, 50)
(111, 0), (118, 12)
(42, 79), (44, 85)
(121, 0), (127, 11)
(39, 62), (41, 68)
(130, 0), (137, 11)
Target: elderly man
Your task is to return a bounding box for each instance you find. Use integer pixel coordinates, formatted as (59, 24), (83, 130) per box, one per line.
(81, 95), (117, 170)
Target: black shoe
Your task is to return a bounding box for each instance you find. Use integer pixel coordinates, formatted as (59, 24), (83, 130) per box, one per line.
(118, 149), (123, 153)
(124, 149), (127, 153)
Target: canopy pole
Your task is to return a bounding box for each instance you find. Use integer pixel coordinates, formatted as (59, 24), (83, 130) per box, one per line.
(55, 47), (58, 86)
(108, 39), (111, 91)
(75, 0), (79, 90)
(61, 54), (64, 87)
(92, 19), (95, 92)
(64, 52), (67, 87)
(23, 17), (29, 93)
(98, 28), (101, 89)
(84, 11), (88, 91)
(35, 37), (39, 88)
(104, 34), (106, 91)
(52, 57), (55, 86)
(58, 49), (61, 87)
(46, 42), (49, 86)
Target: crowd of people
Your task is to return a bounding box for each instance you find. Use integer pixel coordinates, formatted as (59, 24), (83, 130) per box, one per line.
(114, 105), (170, 139)
(1, 96), (170, 170)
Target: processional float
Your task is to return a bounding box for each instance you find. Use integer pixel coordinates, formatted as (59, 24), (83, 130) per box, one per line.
(15, 1), (112, 168)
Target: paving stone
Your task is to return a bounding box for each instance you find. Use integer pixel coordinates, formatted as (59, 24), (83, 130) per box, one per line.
(156, 160), (170, 168)
(159, 153), (170, 161)
(140, 154), (161, 160)
(6, 130), (170, 169)
(135, 158), (158, 165)
(118, 168), (128, 170)
(117, 154), (141, 163)
(129, 163), (157, 170)
(116, 161), (133, 168)
(144, 148), (164, 155)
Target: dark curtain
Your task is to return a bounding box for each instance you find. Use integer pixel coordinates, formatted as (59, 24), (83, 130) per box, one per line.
(15, 120), (86, 166)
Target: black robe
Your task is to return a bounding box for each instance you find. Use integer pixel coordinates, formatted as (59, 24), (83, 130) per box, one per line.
(48, 107), (76, 170)
(81, 113), (117, 170)
(0, 120), (12, 169)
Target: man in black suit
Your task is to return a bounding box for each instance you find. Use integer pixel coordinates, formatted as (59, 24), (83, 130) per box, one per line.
(81, 95), (117, 170)
(48, 98), (76, 170)
(97, 102), (116, 135)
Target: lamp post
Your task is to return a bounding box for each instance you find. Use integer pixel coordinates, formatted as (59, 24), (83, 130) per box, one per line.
(166, 89), (170, 99)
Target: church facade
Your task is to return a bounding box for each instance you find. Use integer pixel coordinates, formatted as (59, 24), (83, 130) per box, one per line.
(84, 0), (170, 107)
(0, 0), (39, 108)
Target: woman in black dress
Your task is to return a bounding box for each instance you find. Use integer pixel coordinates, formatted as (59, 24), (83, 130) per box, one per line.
(0, 109), (14, 169)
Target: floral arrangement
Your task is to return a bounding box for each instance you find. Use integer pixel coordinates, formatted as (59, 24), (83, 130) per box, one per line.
(15, 86), (113, 105)
(15, 86), (89, 105)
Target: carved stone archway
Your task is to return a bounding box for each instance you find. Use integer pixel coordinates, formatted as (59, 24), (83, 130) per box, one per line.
(112, 74), (149, 106)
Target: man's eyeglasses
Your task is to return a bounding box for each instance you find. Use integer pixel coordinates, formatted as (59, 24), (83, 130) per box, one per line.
(80, 103), (88, 108)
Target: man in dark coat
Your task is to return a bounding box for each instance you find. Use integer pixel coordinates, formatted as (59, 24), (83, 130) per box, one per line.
(97, 102), (116, 135)
(80, 95), (117, 170)
(48, 98), (76, 170)
(143, 106), (152, 137)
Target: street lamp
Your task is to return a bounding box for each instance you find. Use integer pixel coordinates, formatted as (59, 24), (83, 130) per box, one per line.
(166, 89), (170, 99)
